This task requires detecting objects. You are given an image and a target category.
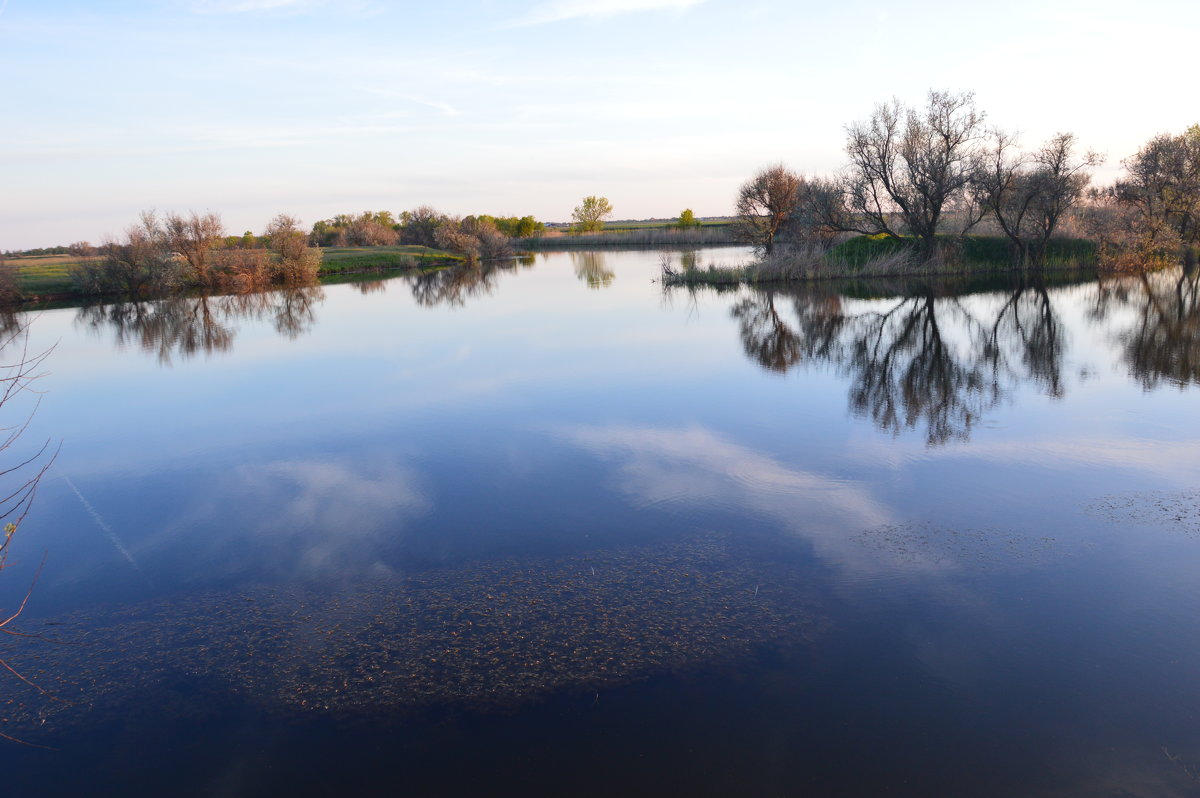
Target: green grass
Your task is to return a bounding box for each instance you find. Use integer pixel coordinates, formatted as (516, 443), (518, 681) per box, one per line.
(828, 234), (1099, 268)
(317, 245), (462, 273)
(5, 253), (83, 295)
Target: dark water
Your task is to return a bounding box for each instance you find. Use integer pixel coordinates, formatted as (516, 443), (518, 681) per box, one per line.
(2, 248), (1200, 796)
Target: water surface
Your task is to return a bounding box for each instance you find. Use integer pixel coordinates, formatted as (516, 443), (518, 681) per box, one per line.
(2, 249), (1199, 796)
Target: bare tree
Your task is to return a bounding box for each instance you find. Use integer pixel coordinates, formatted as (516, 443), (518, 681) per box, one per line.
(976, 131), (1101, 263)
(72, 212), (184, 296)
(434, 217), (513, 262)
(733, 165), (804, 255)
(0, 322), (58, 746)
(162, 211), (225, 285)
(342, 211), (400, 246)
(842, 90), (987, 256)
(265, 214), (322, 283)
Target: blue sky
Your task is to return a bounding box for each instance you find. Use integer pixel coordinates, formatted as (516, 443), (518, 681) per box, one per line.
(2, 0), (1197, 249)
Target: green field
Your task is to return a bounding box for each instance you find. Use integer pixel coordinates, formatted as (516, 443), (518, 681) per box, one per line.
(4, 253), (82, 295)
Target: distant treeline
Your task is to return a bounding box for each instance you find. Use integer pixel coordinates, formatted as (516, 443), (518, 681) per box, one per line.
(305, 209), (546, 249)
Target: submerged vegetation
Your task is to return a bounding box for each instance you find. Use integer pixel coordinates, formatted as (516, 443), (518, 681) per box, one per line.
(6, 532), (823, 737)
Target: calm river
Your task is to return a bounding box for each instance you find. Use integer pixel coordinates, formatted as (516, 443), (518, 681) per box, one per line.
(2, 247), (1199, 796)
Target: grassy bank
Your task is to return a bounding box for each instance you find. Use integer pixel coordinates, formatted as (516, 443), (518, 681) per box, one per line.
(662, 235), (1101, 287)
(317, 245), (463, 274)
(5, 245), (460, 302)
(522, 224), (737, 249)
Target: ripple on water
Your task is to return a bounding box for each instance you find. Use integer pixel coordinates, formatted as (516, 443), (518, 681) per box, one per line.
(853, 521), (1059, 569)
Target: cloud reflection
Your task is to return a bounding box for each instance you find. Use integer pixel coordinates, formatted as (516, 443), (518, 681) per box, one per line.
(551, 423), (904, 567)
(152, 458), (430, 582)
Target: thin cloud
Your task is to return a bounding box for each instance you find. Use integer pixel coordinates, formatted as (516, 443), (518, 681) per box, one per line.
(513, 0), (706, 27)
(360, 87), (461, 117)
(192, 0), (310, 13)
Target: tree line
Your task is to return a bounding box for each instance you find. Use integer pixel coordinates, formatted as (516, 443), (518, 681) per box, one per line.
(308, 209), (545, 252)
(733, 89), (1200, 267)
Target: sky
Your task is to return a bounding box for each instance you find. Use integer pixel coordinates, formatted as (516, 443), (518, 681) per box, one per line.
(2, 0), (1198, 250)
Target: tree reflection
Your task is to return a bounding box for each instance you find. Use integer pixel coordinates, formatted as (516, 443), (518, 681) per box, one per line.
(75, 286), (326, 364)
(732, 291), (845, 372)
(719, 277), (1070, 444)
(571, 251), (614, 289)
(1094, 266), (1200, 389)
(982, 276), (1067, 398)
(845, 293), (999, 444)
(404, 259), (538, 308)
(407, 262), (502, 308)
(353, 279), (388, 295)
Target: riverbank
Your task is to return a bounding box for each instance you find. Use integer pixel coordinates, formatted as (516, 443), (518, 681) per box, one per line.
(661, 235), (1101, 287)
(4, 245), (464, 306)
(521, 223), (737, 249)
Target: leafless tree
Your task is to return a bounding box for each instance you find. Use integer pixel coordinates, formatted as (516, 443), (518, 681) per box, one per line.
(0, 321), (59, 747)
(734, 165), (803, 255)
(434, 217), (513, 262)
(209, 247), (273, 291)
(343, 212), (400, 246)
(162, 211), (225, 285)
(434, 218), (482, 261)
(841, 90), (987, 256)
(976, 131), (1101, 263)
(266, 214), (322, 283)
(73, 212), (185, 296)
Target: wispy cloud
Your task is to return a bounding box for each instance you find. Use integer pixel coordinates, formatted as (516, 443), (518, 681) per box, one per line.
(360, 87), (461, 117)
(192, 0), (310, 13)
(513, 0), (706, 27)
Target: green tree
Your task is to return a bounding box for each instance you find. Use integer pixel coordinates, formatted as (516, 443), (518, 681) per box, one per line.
(677, 209), (700, 229)
(572, 196), (613, 233)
